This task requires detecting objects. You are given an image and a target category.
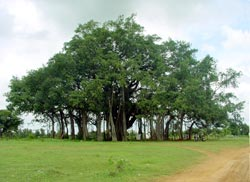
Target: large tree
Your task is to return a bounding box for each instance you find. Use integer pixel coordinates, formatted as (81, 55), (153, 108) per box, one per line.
(6, 15), (244, 141)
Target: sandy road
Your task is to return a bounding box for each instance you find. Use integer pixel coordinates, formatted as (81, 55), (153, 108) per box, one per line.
(156, 146), (250, 182)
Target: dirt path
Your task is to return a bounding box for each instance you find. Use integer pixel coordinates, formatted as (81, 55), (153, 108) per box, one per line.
(156, 146), (250, 182)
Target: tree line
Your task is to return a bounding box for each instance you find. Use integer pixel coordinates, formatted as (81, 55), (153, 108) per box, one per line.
(5, 15), (246, 141)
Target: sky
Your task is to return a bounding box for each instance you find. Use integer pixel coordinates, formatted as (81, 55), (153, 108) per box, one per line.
(0, 0), (249, 128)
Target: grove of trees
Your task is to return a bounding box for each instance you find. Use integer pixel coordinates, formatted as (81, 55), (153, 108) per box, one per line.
(6, 15), (246, 141)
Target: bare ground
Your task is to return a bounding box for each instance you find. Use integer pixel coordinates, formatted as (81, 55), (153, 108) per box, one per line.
(155, 146), (250, 182)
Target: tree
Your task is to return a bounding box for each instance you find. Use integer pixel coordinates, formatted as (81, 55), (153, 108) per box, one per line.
(63, 15), (162, 141)
(5, 15), (244, 141)
(0, 109), (23, 137)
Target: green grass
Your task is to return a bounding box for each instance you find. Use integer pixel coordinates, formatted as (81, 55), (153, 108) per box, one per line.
(0, 137), (248, 182)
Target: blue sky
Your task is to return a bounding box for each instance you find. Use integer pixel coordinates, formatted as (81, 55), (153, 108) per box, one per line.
(0, 0), (249, 128)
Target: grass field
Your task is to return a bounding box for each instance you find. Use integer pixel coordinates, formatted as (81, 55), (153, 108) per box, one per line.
(0, 137), (248, 182)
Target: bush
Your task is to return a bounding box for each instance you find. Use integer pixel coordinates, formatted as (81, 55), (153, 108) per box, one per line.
(4, 128), (49, 139)
(16, 128), (33, 138)
(127, 130), (137, 141)
(108, 158), (129, 177)
(87, 131), (97, 141)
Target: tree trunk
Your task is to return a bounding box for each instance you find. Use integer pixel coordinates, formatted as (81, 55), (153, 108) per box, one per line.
(109, 98), (117, 141)
(115, 102), (122, 141)
(77, 122), (83, 139)
(59, 110), (65, 139)
(150, 119), (156, 140)
(76, 111), (83, 140)
(138, 118), (143, 140)
(82, 110), (88, 141)
(161, 116), (165, 140)
(49, 115), (55, 138)
(69, 110), (75, 140)
(121, 86), (127, 141)
(179, 113), (185, 140)
(155, 120), (160, 140)
(189, 121), (195, 140)
(143, 118), (147, 141)
(105, 116), (110, 141)
(109, 85), (117, 142)
(155, 121), (161, 140)
(96, 113), (102, 141)
(164, 115), (174, 140)
(64, 117), (69, 138)
(155, 115), (164, 141)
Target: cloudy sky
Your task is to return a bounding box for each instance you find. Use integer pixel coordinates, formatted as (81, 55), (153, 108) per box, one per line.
(0, 0), (249, 127)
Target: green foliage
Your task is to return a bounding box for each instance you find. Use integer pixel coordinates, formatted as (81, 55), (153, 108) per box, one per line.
(86, 131), (98, 141)
(16, 128), (33, 138)
(2, 128), (49, 139)
(108, 158), (129, 177)
(229, 122), (249, 136)
(127, 130), (138, 141)
(0, 109), (23, 137)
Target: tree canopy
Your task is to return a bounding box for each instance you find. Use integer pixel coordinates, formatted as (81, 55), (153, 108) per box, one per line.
(6, 15), (245, 141)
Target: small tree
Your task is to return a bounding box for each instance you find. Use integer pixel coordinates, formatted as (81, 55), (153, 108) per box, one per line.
(0, 109), (23, 137)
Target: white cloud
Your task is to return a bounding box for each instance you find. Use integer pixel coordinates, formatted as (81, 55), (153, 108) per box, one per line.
(217, 27), (250, 79)
(201, 44), (216, 53)
(0, 0), (68, 110)
(4, 0), (44, 34)
(222, 26), (250, 50)
(214, 26), (250, 123)
(0, 0), (249, 124)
